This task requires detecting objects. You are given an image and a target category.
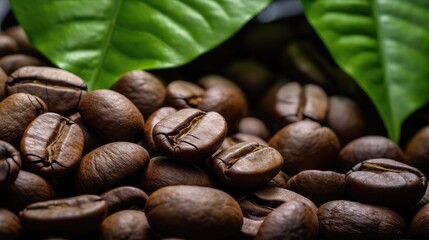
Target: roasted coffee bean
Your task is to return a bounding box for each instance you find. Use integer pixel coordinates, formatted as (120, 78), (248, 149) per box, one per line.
(99, 210), (152, 240)
(405, 126), (429, 174)
(240, 186), (317, 220)
(0, 34), (18, 57)
(20, 195), (107, 236)
(237, 117), (271, 141)
(240, 217), (263, 240)
(346, 158), (427, 207)
(219, 133), (268, 153)
(145, 185), (243, 240)
(0, 141), (21, 191)
(140, 156), (213, 195)
(411, 202), (429, 239)
(112, 70), (166, 119)
(336, 135), (405, 173)
(286, 170), (346, 206)
(153, 108), (227, 163)
(68, 112), (105, 154)
(143, 107), (176, 156)
(7, 66), (86, 114)
(274, 82), (328, 127)
(101, 186), (148, 214)
(269, 120), (340, 176)
(0, 54), (44, 75)
(318, 200), (406, 240)
(0, 67), (7, 100)
(78, 89), (145, 143)
(0, 93), (47, 148)
(254, 201), (318, 240)
(21, 113), (84, 177)
(75, 142), (149, 193)
(3, 26), (38, 56)
(1, 170), (57, 213)
(207, 142), (283, 189)
(266, 171), (288, 188)
(165, 80), (204, 109)
(0, 208), (21, 240)
(327, 95), (365, 145)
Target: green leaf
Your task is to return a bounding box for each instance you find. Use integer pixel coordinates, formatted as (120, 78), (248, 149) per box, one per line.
(301, 0), (429, 142)
(10, 0), (270, 90)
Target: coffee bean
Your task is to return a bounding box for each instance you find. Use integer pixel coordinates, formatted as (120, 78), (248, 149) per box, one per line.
(140, 156), (213, 195)
(0, 93), (47, 148)
(0, 67), (6, 100)
(411, 202), (429, 239)
(269, 120), (340, 176)
(21, 112), (84, 178)
(165, 80), (204, 109)
(254, 201), (318, 240)
(336, 135), (405, 173)
(112, 70), (166, 119)
(237, 117), (271, 141)
(153, 108), (227, 163)
(286, 170), (346, 206)
(266, 171), (288, 188)
(68, 112), (105, 154)
(240, 217), (263, 240)
(273, 82), (328, 127)
(101, 186), (148, 214)
(145, 185), (243, 240)
(20, 195), (107, 236)
(1, 170), (57, 213)
(219, 133), (268, 152)
(143, 107), (176, 156)
(0, 34), (18, 57)
(207, 142), (284, 189)
(0, 208), (21, 240)
(0, 140), (21, 191)
(327, 95), (365, 145)
(346, 158), (427, 207)
(239, 186), (317, 220)
(318, 200), (406, 240)
(75, 142), (149, 194)
(99, 210), (152, 240)
(3, 26), (38, 57)
(405, 126), (429, 175)
(0, 54), (44, 75)
(78, 89), (145, 143)
(7, 66), (87, 114)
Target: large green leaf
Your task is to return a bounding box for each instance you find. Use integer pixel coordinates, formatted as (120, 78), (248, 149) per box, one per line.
(301, 0), (429, 142)
(10, 0), (270, 90)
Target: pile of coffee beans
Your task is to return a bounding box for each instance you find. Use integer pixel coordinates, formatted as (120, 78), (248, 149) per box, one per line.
(2, 16), (429, 240)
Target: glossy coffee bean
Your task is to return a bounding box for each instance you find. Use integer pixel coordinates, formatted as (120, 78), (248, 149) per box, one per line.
(112, 70), (166, 119)
(327, 95), (365, 145)
(207, 142), (284, 189)
(145, 185), (243, 240)
(336, 135), (405, 173)
(0, 140), (21, 191)
(20, 195), (107, 236)
(254, 201), (318, 240)
(140, 156), (213, 195)
(101, 186), (148, 214)
(0, 34), (18, 57)
(1, 170), (57, 213)
(153, 108), (227, 163)
(143, 107), (176, 156)
(240, 186), (317, 220)
(0, 54), (44, 75)
(78, 90), (145, 143)
(411, 203), (429, 239)
(237, 117), (271, 141)
(75, 142), (150, 193)
(99, 210), (152, 240)
(0, 208), (21, 240)
(240, 217), (263, 240)
(346, 158), (427, 207)
(274, 82), (328, 127)
(165, 80), (204, 109)
(7, 66), (87, 114)
(269, 120), (340, 176)
(219, 133), (268, 152)
(0, 93), (47, 148)
(318, 200), (406, 240)
(286, 170), (346, 206)
(405, 126), (429, 174)
(68, 112), (105, 154)
(21, 113), (84, 177)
